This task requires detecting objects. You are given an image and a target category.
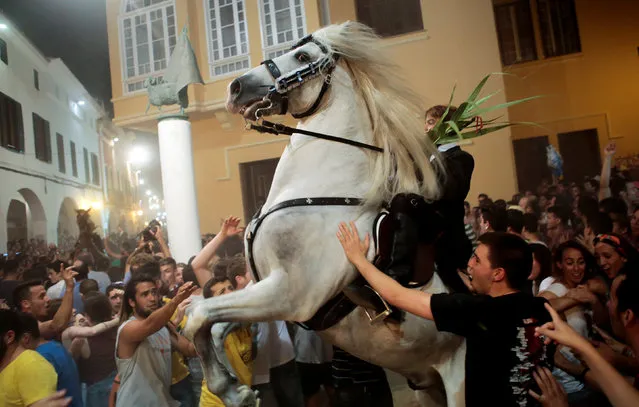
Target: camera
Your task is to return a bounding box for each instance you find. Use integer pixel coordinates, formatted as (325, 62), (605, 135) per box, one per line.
(141, 219), (162, 242)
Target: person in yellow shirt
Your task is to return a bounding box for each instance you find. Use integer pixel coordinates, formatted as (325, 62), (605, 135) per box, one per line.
(0, 309), (59, 407)
(199, 275), (253, 407)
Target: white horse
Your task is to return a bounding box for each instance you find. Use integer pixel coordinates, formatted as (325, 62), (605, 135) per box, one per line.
(185, 22), (466, 407)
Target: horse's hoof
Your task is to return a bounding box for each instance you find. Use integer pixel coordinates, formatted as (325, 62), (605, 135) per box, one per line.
(236, 385), (259, 407)
(183, 304), (207, 340)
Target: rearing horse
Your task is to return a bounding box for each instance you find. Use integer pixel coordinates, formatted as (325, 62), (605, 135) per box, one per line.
(184, 22), (466, 407)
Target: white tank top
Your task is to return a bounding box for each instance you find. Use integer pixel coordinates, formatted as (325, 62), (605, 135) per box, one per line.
(115, 317), (178, 407)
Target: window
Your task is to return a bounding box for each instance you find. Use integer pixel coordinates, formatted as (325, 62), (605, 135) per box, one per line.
(32, 113), (52, 163)
(205, 0), (250, 77)
(120, 0), (177, 93)
(537, 0), (581, 57)
(0, 91), (24, 152)
(83, 148), (90, 183)
(90, 153), (100, 186)
(260, 0), (306, 59)
(70, 141), (78, 177)
(56, 133), (65, 173)
(493, 0), (537, 65)
(493, 0), (581, 65)
(355, 0), (423, 37)
(33, 69), (39, 90)
(0, 37), (7, 65)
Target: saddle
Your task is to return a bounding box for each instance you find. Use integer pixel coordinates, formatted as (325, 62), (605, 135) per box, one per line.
(298, 146), (475, 330)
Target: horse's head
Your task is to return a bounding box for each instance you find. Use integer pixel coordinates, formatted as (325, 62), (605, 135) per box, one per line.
(226, 28), (341, 121)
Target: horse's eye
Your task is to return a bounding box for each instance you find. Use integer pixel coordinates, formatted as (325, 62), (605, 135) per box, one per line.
(296, 52), (311, 63)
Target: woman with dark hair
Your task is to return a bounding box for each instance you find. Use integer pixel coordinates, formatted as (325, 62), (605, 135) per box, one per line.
(62, 293), (119, 407)
(594, 233), (639, 281)
(538, 241), (603, 404)
(528, 242), (552, 296)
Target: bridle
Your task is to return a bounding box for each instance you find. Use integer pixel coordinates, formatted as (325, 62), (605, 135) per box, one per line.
(260, 34), (339, 119)
(251, 34), (384, 154)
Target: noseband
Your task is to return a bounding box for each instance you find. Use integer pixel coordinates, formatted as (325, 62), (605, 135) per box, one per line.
(260, 35), (339, 119)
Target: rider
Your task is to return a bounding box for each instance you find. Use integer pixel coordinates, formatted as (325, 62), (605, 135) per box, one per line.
(378, 105), (474, 294)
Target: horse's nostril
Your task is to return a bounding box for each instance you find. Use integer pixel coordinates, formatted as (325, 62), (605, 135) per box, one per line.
(230, 79), (242, 98)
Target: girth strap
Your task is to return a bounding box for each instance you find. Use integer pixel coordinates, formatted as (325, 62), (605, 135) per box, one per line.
(246, 197), (363, 283)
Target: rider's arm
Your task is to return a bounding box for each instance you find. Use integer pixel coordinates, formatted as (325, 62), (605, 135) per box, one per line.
(351, 257), (434, 320)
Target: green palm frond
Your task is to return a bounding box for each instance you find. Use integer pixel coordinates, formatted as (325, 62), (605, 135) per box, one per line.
(428, 73), (542, 145)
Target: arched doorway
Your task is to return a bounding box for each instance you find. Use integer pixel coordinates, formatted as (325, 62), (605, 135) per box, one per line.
(6, 189), (47, 244)
(57, 198), (79, 251)
(7, 199), (27, 242)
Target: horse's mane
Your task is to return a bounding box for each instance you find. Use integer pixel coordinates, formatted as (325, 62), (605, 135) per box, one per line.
(314, 22), (442, 206)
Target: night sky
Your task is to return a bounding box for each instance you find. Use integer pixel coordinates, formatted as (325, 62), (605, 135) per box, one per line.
(0, 0), (113, 115)
(0, 0), (166, 203)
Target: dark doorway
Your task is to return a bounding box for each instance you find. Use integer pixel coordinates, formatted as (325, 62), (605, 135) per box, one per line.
(512, 136), (552, 193)
(557, 129), (601, 183)
(239, 158), (279, 221)
(7, 199), (27, 242)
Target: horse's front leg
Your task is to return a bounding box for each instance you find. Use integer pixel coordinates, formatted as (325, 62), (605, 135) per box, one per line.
(185, 271), (294, 407)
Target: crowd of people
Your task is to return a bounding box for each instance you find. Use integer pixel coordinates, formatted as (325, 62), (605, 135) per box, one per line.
(1, 106), (639, 407)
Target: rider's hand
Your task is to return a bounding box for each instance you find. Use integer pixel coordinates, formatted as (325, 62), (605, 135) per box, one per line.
(337, 221), (370, 264)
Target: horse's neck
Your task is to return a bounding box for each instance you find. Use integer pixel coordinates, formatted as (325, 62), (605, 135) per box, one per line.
(263, 82), (373, 211)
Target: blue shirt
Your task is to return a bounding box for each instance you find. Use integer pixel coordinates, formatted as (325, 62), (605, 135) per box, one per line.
(72, 283), (84, 314)
(36, 341), (84, 407)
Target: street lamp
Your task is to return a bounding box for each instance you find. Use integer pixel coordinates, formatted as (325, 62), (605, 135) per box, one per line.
(128, 146), (150, 166)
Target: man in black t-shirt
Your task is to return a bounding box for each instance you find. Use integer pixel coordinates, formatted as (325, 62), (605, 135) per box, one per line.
(337, 226), (551, 406)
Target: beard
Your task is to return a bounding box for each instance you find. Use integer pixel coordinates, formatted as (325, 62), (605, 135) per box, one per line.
(134, 303), (155, 318)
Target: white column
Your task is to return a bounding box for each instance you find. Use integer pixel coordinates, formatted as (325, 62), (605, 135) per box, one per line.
(157, 115), (201, 263)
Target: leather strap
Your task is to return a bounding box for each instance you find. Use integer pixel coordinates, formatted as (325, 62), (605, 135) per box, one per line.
(248, 120), (384, 153)
(246, 197), (363, 283)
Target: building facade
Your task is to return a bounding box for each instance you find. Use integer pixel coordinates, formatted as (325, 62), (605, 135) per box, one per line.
(106, 0), (519, 234)
(494, 0), (639, 191)
(0, 13), (138, 252)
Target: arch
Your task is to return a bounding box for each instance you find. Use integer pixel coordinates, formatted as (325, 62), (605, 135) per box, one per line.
(21, 188), (47, 240)
(57, 197), (79, 251)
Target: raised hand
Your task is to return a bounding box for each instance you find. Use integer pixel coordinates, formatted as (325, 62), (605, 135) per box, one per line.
(173, 282), (197, 304)
(220, 216), (243, 237)
(61, 264), (78, 289)
(535, 303), (590, 351)
(604, 142), (616, 157)
(336, 221), (370, 264)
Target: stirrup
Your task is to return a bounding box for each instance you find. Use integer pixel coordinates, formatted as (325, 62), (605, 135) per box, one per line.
(362, 285), (392, 324)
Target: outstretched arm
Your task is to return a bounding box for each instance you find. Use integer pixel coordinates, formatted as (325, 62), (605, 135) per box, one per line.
(39, 266), (77, 339)
(62, 317), (119, 342)
(337, 222), (434, 320)
(192, 216), (242, 287)
(599, 142), (615, 200)
(536, 303), (639, 407)
(117, 283), (197, 358)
